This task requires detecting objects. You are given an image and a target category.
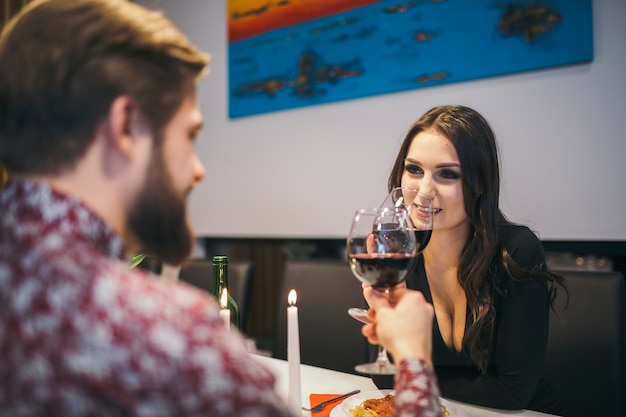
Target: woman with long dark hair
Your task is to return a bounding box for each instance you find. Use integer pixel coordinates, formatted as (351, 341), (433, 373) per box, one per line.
(377, 105), (565, 414)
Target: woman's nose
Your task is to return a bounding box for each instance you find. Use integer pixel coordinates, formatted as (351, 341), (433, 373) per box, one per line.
(415, 175), (436, 200)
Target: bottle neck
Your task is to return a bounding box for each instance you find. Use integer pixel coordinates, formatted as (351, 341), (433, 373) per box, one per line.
(212, 257), (229, 298)
(214, 265), (228, 286)
(210, 256), (239, 328)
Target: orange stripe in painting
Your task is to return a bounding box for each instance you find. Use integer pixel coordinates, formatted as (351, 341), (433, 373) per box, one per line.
(229, 0), (381, 42)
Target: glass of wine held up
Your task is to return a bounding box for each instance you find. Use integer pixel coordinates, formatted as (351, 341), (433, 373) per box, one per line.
(347, 187), (433, 375)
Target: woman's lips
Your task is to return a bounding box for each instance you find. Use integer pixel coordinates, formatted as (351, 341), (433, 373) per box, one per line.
(415, 205), (441, 214)
(412, 206), (441, 219)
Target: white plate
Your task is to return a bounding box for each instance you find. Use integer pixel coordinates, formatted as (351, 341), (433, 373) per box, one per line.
(438, 399), (472, 417)
(328, 390), (471, 417)
(329, 390), (393, 417)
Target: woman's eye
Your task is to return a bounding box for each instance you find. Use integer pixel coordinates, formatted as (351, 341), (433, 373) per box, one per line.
(405, 164), (423, 175)
(441, 169), (461, 180)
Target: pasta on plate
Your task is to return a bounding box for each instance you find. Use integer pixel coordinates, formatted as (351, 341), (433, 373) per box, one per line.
(349, 393), (450, 417)
(349, 394), (394, 417)
(330, 390), (464, 417)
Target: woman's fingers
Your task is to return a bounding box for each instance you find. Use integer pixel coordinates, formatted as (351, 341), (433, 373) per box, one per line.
(366, 232), (376, 254)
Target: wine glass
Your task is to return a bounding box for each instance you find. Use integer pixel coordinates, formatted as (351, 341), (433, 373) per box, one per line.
(346, 187), (433, 375)
(385, 186), (433, 251)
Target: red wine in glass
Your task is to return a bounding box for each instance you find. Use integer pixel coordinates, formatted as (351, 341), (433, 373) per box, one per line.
(349, 253), (414, 289)
(348, 215), (420, 290)
(349, 229), (432, 289)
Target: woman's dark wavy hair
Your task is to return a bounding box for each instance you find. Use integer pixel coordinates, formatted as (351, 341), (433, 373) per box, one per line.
(388, 105), (565, 373)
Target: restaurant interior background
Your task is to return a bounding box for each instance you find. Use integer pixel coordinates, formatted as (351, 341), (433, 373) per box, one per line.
(3, 0), (625, 348)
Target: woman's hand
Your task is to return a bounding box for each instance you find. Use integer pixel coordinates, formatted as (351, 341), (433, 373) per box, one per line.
(365, 231), (376, 254)
(361, 286), (434, 367)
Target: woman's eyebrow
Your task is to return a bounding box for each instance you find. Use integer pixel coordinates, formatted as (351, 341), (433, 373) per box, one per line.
(404, 158), (460, 168)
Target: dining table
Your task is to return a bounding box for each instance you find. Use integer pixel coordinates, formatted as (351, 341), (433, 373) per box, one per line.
(253, 354), (560, 417)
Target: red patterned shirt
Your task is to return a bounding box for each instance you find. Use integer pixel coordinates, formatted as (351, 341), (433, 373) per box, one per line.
(394, 359), (443, 417)
(0, 179), (292, 417)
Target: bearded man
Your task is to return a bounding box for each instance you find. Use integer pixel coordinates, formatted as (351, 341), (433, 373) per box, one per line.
(0, 1), (292, 415)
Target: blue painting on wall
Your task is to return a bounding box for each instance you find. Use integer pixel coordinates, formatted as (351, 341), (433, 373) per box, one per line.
(228, 0), (593, 119)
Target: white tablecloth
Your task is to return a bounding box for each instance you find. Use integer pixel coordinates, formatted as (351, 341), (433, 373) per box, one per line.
(253, 355), (559, 417)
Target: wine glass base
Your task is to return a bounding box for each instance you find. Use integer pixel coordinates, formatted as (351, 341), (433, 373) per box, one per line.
(348, 307), (372, 324)
(355, 361), (397, 375)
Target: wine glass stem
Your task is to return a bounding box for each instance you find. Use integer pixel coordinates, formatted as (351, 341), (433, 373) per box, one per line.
(376, 290), (392, 367)
(377, 346), (391, 366)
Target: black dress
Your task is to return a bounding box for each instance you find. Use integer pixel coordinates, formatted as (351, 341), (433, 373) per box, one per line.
(372, 224), (563, 414)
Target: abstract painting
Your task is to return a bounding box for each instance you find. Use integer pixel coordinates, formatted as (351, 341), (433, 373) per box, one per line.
(228, 0), (593, 118)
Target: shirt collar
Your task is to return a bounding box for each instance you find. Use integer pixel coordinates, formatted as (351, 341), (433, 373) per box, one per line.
(1, 178), (127, 261)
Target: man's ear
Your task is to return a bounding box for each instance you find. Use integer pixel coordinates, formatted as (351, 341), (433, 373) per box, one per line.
(99, 96), (146, 177)
(107, 96), (141, 156)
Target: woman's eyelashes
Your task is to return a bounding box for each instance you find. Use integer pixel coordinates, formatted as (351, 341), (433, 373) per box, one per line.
(404, 164), (461, 181)
(440, 169), (461, 180)
(405, 163), (423, 176)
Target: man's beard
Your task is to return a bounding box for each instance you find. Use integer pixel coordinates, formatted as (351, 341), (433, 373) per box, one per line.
(127, 148), (194, 266)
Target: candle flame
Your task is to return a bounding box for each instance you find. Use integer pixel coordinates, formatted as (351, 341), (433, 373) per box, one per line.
(220, 288), (228, 309)
(288, 289), (297, 306)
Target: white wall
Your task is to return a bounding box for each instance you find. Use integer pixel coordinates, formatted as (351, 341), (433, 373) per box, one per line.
(139, 0), (626, 241)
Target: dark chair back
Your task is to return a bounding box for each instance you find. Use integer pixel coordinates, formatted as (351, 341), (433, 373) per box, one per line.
(178, 259), (255, 330)
(273, 259), (369, 375)
(544, 270), (625, 417)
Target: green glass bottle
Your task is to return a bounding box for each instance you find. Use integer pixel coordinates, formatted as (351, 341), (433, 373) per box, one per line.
(211, 255), (240, 329)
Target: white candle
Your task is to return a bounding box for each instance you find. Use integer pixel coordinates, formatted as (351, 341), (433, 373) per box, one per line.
(220, 288), (230, 332)
(287, 289), (302, 414)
